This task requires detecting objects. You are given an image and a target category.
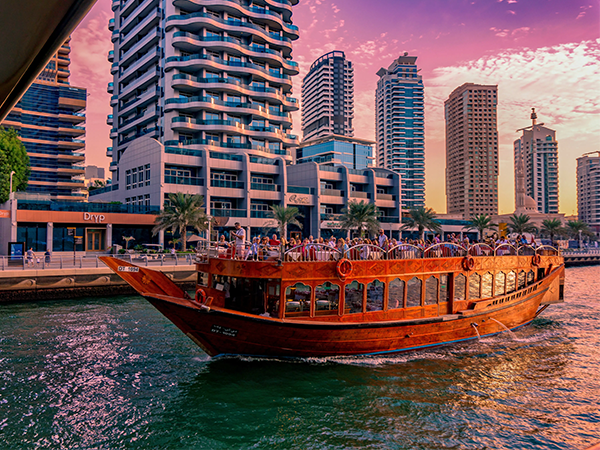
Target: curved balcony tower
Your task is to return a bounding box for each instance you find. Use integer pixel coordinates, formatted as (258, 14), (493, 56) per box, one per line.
(104, 0), (301, 223)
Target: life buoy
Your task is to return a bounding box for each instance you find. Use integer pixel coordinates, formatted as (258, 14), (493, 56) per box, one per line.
(336, 258), (353, 279)
(195, 288), (207, 304)
(462, 256), (475, 271)
(532, 254), (541, 266)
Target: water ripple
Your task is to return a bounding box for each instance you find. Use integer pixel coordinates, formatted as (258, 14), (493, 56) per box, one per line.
(0, 266), (599, 449)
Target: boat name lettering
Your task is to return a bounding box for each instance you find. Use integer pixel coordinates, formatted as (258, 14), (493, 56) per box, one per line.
(118, 266), (139, 272)
(210, 325), (238, 337)
(84, 212), (106, 223)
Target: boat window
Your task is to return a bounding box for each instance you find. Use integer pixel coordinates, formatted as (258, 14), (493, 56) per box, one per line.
(344, 280), (364, 314)
(266, 281), (280, 317)
(388, 278), (405, 309)
(469, 273), (481, 299)
(197, 271), (208, 286)
(455, 274), (466, 301)
(214, 276), (268, 315)
(506, 271), (516, 293)
(315, 282), (339, 315)
(527, 271), (535, 285)
(495, 272), (506, 296)
(425, 276), (438, 305)
(440, 274), (449, 303)
(285, 283), (311, 317)
(481, 272), (493, 298)
(366, 280), (384, 311)
(518, 271), (526, 290)
(407, 277), (422, 307)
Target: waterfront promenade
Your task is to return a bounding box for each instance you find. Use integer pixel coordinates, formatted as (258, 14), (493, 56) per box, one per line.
(0, 254), (196, 302)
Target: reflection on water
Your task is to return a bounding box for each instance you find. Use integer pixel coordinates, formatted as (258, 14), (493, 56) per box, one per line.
(1, 266), (599, 449)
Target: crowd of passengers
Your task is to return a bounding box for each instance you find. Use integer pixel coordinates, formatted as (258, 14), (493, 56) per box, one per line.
(211, 229), (539, 262)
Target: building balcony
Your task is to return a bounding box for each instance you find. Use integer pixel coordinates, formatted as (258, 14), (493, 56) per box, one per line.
(350, 191), (369, 199)
(171, 33), (298, 74)
(111, 0), (119, 11)
(251, 182), (280, 192)
(110, 161), (118, 171)
(110, 94), (118, 107)
(163, 138), (292, 159)
(107, 115), (113, 125)
(165, 53), (292, 87)
(211, 208), (247, 218)
(108, 50), (114, 62)
(170, 74), (298, 111)
(108, 18), (115, 31)
(107, 82), (114, 93)
(165, 175), (205, 186)
(210, 179), (244, 189)
(164, 12), (293, 54)
(106, 147), (113, 157)
(165, 96), (292, 126)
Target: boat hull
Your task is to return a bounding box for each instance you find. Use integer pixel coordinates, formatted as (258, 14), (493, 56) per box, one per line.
(146, 270), (558, 357)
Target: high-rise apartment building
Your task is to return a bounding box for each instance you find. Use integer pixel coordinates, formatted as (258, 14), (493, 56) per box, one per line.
(1, 38), (87, 200)
(376, 53), (425, 209)
(100, 0), (301, 212)
(577, 151), (600, 237)
(444, 83), (498, 217)
(514, 109), (559, 214)
(301, 51), (354, 142)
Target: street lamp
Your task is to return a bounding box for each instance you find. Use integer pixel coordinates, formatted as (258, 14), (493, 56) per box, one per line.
(9, 171), (15, 200)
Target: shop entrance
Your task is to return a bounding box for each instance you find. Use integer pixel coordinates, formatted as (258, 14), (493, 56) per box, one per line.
(86, 229), (106, 251)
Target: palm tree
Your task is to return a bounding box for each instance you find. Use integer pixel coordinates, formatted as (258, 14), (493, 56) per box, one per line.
(507, 214), (538, 235)
(566, 220), (591, 241)
(340, 201), (380, 238)
(401, 207), (442, 241)
(122, 236), (135, 250)
(465, 214), (497, 241)
(153, 193), (209, 252)
(269, 205), (303, 254)
(541, 218), (563, 243)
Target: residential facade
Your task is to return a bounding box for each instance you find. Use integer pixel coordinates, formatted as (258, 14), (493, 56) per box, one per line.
(96, 0), (304, 236)
(577, 152), (600, 237)
(301, 51), (354, 142)
(514, 108), (559, 214)
(295, 134), (374, 170)
(1, 38), (87, 201)
(445, 83), (499, 218)
(376, 53), (425, 209)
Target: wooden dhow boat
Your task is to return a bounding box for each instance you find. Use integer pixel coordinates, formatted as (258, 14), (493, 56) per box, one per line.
(100, 242), (564, 358)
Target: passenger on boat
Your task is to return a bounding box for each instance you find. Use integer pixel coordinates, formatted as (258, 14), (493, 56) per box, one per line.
(378, 229), (386, 247)
(233, 222), (246, 259)
(246, 237), (260, 260)
(269, 234), (280, 246)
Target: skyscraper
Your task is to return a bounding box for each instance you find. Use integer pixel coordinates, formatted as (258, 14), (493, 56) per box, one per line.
(96, 0), (302, 235)
(1, 38), (87, 200)
(445, 83), (499, 217)
(514, 109), (559, 214)
(577, 151), (600, 238)
(376, 53), (425, 209)
(301, 51), (354, 142)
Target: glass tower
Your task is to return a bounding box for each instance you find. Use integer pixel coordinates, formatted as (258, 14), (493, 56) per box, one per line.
(376, 53), (425, 209)
(1, 38), (87, 200)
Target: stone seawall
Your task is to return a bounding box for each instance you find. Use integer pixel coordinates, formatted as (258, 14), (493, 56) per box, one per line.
(0, 266), (197, 303)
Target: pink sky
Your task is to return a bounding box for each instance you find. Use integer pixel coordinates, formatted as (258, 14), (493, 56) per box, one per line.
(70, 0), (600, 215)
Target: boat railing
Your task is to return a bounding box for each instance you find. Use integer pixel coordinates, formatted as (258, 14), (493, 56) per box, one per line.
(467, 243), (494, 257)
(387, 244), (423, 260)
(494, 244), (518, 256)
(285, 244), (342, 262)
(344, 244), (387, 261)
(535, 245), (560, 256)
(517, 245), (536, 256)
(426, 243), (468, 258)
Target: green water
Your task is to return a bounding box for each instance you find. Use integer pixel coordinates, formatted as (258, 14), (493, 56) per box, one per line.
(1, 266), (599, 449)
